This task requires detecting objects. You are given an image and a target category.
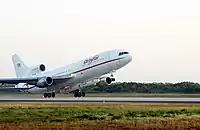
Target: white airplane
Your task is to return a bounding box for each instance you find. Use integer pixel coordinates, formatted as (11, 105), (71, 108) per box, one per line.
(0, 49), (132, 98)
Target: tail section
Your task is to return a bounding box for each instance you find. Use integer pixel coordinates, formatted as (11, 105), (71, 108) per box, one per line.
(12, 54), (29, 77)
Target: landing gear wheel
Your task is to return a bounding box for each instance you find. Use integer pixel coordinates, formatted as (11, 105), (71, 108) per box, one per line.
(74, 92), (82, 97)
(81, 92), (85, 97)
(77, 92), (81, 97)
(47, 93), (51, 98)
(74, 92), (78, 97)
(52, 92), (55, 98)
(44, 93), (48, 98)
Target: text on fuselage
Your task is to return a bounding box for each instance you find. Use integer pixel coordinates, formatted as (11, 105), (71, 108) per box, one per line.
(83, 55), (99, 65)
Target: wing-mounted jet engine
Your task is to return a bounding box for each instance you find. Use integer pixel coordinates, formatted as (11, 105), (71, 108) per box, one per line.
(96, 76), (115, 87)
(36, 77), (53, 88)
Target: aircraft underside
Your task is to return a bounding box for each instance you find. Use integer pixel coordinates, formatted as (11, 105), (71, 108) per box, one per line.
(42, 75), (115, 98)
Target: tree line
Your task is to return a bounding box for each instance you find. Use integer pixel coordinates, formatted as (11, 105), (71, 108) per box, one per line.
(1, 82), (200, 94)
(84, 82), (200, 93)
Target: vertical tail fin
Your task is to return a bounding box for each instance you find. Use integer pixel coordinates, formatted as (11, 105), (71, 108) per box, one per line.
(12, 54), (29, 77)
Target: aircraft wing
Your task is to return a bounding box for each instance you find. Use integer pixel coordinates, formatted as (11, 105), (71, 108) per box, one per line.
(0, 74), (74, 85)
(0, 77), (38, 85)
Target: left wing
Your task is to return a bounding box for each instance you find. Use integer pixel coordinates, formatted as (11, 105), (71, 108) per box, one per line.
(0, 74), (74, 87)
(0, 77), (38, 85)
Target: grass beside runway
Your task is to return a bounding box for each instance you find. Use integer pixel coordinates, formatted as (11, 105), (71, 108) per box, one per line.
(0, 103), (200, 129)
(2, 119), (200, 130)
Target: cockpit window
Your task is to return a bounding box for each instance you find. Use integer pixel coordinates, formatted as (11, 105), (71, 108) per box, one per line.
(119, 52), (129, 56)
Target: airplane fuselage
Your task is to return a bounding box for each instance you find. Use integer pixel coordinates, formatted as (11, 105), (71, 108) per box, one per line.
(17, 49), (132, 94)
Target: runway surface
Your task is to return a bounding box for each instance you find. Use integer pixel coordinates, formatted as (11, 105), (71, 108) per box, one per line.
(0, 96), (200, 103)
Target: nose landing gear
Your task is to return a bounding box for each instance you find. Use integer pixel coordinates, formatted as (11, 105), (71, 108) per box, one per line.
(74, 91), (86, 97)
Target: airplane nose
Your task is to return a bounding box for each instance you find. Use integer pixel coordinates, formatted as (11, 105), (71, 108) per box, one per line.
(118, 52), (132, 67)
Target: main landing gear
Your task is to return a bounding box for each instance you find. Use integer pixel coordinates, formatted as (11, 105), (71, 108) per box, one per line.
(43, 92), (56, 98)
(74, 91), (85, 98)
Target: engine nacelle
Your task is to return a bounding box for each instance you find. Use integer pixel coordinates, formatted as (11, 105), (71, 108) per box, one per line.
(29, 64), (46, 76)
(96, 77), (115, 87)
(31, 64), (46, 72)
(36, 77), (53, 88)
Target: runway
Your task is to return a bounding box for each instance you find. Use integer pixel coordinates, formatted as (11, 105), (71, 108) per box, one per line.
(0, 96), (200, 103)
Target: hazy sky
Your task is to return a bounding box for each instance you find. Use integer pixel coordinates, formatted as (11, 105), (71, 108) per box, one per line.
(0, 0), (200, 83)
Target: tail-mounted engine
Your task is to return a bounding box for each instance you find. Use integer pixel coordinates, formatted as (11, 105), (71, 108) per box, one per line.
(31, 64), (46, 72)
(29, 64), (46, 76)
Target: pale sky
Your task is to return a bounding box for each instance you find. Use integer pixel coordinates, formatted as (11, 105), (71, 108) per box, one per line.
(0, 0), (200, 83)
